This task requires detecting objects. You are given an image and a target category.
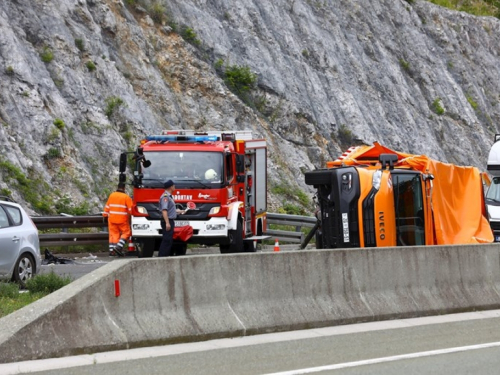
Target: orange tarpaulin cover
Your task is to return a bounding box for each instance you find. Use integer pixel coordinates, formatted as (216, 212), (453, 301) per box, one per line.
(399, 155), (493, 244)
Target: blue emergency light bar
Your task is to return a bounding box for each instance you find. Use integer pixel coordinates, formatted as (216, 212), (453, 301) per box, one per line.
(146, 135), (219, 142)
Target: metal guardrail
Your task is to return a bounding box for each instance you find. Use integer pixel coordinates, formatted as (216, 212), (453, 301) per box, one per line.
(32, 213), (318, 247)
(32, 215), (108, 247)
(265, 213), (317, 244)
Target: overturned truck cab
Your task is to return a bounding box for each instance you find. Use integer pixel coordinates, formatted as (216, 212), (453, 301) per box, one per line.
(306, 142), (493, 249)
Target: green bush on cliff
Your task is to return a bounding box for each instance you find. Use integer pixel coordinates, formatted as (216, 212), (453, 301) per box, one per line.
(224, 64), (257, 95)
(428, 0), (500, 18)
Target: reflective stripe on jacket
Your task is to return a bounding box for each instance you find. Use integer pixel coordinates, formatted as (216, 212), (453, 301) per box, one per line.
(103, 191), (133, 224)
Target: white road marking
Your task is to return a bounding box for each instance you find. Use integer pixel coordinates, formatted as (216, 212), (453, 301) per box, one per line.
(261, 341), (500, 374)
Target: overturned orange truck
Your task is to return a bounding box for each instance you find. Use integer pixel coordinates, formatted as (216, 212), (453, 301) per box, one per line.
(304, 142), (493, 249)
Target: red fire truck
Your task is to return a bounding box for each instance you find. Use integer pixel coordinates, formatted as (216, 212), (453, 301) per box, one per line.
(118, 130), (268, 256)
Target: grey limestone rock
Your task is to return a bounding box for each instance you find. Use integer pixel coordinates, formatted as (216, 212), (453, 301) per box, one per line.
(0, 0), (499, 213)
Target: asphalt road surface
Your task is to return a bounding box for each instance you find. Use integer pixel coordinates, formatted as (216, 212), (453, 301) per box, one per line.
(3, 310), (500, 375)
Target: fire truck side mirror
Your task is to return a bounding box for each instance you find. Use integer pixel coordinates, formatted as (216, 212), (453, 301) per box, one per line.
(236, 154), (245, 174)
(119, 152), (127, 173)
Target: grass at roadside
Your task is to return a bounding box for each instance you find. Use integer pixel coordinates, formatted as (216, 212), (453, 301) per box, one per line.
(0, 273), (73, 318)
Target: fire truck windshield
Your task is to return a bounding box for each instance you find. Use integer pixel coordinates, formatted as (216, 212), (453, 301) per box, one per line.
(138, 151), (223, 188)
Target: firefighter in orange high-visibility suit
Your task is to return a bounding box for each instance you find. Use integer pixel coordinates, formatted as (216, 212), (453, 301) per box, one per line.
(103, 182), (133, 256)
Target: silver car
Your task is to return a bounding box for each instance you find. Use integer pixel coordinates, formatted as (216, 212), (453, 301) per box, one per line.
(0, 199), (41, 286)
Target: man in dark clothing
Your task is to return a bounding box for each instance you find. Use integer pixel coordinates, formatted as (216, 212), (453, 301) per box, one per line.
(158, 180), (185, 257)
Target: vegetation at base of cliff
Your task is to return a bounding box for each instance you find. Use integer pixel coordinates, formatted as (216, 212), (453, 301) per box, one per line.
(272, 183), (311, 216)
(0, 273), (72, 318)
(0, 158), (53, 213)
(0, 157), (93, 215)
(427, 0), (500, 18)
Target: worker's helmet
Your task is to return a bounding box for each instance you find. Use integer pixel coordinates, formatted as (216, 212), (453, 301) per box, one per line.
(205, 169), (218, 180)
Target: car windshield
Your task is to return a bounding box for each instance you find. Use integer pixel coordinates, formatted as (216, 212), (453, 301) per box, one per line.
(138, 151), (223, 189)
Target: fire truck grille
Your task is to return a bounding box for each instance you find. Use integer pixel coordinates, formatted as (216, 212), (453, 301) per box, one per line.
(138, 202), (220, 220)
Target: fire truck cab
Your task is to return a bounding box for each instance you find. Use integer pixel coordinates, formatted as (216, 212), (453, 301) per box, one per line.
(119, 130), (268, 256)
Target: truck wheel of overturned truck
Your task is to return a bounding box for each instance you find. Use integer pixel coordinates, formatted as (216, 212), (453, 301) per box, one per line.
(220, 220), (243, 253)
(172, 243), (187, 256)
(138, 238), (155, 258)
(315, 230), (323, 249)
(305, 170), (332, 186)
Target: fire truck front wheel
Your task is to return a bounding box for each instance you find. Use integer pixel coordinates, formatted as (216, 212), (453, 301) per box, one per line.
(220, 220), (243, 254)
(137, 238), (155, 258)
(243, 241), (255, 252)
(172, 243), (187, 256)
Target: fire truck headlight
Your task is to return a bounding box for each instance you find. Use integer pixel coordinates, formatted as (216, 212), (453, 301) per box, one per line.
(209, 206), (221, 215)
(133, 224), (150, 230)
(207, 224), (226, 230)
(372, 170), (382, 190)
(137, 206), (148, 214)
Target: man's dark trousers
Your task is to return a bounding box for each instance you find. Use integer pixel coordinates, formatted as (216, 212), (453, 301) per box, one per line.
(159, 219), (175, 257)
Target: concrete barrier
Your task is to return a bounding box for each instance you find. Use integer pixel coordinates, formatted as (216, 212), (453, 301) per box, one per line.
(1, 244), (500, 363)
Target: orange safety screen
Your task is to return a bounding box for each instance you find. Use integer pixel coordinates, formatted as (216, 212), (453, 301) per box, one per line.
(399, 155), (493, 244)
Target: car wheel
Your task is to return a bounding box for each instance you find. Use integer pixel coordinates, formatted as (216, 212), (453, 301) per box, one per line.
(13, 253), (35, 287)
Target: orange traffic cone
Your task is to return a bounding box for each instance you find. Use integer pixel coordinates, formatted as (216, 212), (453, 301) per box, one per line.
(274, 238), (280, 252)
(128, 238), (135, 253)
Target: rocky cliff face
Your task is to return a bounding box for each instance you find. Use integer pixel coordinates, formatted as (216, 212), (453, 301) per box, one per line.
(0, 0), (499, 215)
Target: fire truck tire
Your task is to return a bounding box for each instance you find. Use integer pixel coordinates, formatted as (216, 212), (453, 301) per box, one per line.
(305, 170), (332, 186)
(138, 238), (155, 258)
(173, 243), (187, 256)
(243, 240), (256, 252)
(220, 220), (243, 253)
